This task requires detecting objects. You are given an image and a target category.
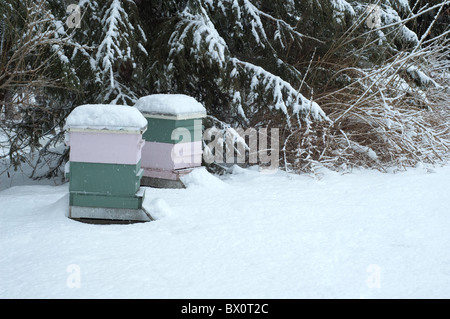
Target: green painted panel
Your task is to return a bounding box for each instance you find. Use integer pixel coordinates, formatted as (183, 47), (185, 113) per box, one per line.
(69, 161), (141, 196)
(143, 117), (203, 144)
(70, 193), (143, 209)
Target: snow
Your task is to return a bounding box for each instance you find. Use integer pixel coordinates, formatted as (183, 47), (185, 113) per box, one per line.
(233, 58), (328, 122)
(350, 142), (379, 161)
(52, 44), (69, 64)
(64, 104), (147, 131)
(170, 4), (228, 68)
(142, 198), (173, 221)
(401, 26), (419, 43)
(406, 65), (442, 88)
(397, 0), (410, 10)
(1, 164), (450, 298)
(96, 0), (126, 89)
(134, 94), (207, 117)
(180, 166), (227, 189)
(380, 6), (419, 45)
(331, 0), (356, 16)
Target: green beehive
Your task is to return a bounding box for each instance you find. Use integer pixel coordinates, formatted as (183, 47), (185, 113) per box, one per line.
(64, 104), (151, 223)
(134, 94), (207, 188)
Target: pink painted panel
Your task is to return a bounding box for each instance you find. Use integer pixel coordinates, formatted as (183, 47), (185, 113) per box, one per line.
(141, 141), (202, 170)
(68, 131), (144, 165)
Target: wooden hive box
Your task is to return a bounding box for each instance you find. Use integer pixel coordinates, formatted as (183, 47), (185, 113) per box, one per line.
(134, 94), (206, 188)
(64, 104), (151, 222)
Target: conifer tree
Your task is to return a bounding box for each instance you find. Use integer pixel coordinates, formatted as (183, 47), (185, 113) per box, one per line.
(144, 0), (329, 127)
(71, 0), (148, 105)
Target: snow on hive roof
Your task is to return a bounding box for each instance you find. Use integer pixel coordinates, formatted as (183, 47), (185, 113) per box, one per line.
(133, 94), (206, 119)
(65, 104), (148, 131)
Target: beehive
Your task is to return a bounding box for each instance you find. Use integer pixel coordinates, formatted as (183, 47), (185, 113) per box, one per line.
(65, 104), (150, 222)
(134, 94), (206, 188)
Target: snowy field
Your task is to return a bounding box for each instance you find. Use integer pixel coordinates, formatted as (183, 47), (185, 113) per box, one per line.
(1, 164), (450, 299)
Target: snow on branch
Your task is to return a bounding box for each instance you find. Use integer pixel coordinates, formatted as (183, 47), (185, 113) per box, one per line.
(232, 58), (328, 123)
(169, 4), (228, 67)
(330, 0), (355, 15)
(96, 0), (130, 90)
(241, 0), (269, 47)
(236, 0), (324, 48)
(247, 0), (325, 44)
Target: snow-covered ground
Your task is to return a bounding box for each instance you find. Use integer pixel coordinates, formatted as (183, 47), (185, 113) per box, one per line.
(1, 165), (449, 298)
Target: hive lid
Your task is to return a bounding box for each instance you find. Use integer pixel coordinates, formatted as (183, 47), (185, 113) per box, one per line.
(134, 94), (207, 120)
(65, 104), (148, 132)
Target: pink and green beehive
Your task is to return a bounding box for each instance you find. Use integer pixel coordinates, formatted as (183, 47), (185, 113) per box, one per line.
(64, 104), (151, 222)
(133, 94), (206, 188)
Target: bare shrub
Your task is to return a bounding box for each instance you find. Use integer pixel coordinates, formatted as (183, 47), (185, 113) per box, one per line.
(281, 2), (450, 174)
